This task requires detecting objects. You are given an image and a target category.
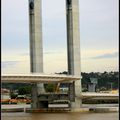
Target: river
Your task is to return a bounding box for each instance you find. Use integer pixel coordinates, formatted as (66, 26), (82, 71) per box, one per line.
(1, 112), (119, 120)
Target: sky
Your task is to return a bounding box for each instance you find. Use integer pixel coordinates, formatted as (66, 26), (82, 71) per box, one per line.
(1, 0), (119, 74)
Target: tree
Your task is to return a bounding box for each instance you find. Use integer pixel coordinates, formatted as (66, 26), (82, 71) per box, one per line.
(18, 86), (32, 95)
(45, 84), (56, 92)
(10, 93), (17, 99)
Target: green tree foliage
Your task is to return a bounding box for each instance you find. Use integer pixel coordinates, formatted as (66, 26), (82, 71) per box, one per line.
(55, 71), (119, 91)
(44, 84), (56, 92)
(10, 93), (17, 99)
(2, 83), (31, 90)
(18, 86), (32, 95)
(81, 71), (119, 91)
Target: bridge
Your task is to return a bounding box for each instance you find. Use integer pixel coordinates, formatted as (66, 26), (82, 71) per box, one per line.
(1, 74), (80, 83)
(81, 92), (119, 101)
(1, 74), (118, 102)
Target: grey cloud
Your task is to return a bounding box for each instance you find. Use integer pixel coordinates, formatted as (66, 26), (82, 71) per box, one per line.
(91, 52), (118, 59)
(2, 61), (20, 68)
(44, 51), (63, 54)
(19, 51), (63, 56)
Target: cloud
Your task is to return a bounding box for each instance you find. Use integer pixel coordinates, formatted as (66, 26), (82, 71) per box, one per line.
(19, 51), (64, 56)
(91, 52), (118, 59)
(1, 60), (30, 74)
(2, 61), (20, 68)
(44, 51), (63, 54)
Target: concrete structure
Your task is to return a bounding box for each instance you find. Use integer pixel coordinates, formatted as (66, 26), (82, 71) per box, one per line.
(66, 0), (81, 110)
(1, 74), (81, 109)
(1, 88), (11, 100)
(29, 0), (44, 109)
(29, 0), (43, 73)
(1, 74), (80, 83)
(28, 0), (82, 110)
(88, 84), (96, 92)
(88, 78), (98, 92)
(81, 92), (119, 100)
(0, 0), (81, 110)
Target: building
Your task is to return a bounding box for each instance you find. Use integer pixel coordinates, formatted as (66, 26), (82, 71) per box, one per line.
(1, 88), (11, 100)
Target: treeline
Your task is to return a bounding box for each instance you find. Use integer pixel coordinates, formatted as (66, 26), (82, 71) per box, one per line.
(56, 71), (119, 91)
(2, 83), (31, 91)
(81, 71), (119, 91)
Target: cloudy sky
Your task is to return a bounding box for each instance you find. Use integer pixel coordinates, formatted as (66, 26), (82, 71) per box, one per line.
(1, 0), (119, 74)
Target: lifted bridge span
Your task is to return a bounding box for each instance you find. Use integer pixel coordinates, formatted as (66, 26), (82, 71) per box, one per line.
(1, 74), (80, 83)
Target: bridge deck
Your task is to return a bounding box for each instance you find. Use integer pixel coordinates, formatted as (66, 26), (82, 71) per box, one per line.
(81, 92), (119, 97)
(81, 92), (119, 100)
(1, 74), (80, 83)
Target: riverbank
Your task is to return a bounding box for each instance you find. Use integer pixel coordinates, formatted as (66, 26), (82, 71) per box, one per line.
(1, 104), (119, 113)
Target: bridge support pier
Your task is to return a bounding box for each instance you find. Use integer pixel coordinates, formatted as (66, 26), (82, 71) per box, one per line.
(31, 84), (38, 109)
(29, 0), (45, 109)
(66, 0), (82, 110)
(31, 84), (46, 109)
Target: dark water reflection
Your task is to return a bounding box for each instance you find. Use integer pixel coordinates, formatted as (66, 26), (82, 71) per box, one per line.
(1, 112), (119, 120)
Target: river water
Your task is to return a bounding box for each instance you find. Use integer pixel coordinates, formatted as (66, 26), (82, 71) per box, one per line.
(1, 112), (119, 120)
